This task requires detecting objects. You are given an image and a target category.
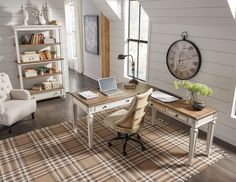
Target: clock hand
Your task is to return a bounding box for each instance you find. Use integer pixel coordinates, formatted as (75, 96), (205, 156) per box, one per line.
(180, 57), (191, 61)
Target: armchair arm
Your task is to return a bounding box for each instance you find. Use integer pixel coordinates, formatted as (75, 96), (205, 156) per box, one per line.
(0, 100), (5, 114)
(10, 89), (31, 100)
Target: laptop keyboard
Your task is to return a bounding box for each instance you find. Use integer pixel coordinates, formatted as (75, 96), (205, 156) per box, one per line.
(103, 89), (124, 96)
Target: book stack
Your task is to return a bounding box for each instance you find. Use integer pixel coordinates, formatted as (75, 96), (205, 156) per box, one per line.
(32, 84), (42, 91)
(79, 91), (99, 100)
(39, 50), (53, 60)
(30, 34), (44, 44)
(24, 68), (37, 77)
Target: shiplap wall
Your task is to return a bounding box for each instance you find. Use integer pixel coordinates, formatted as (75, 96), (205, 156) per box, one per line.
(138, 0), (236, 146)
(0, 0), (69, 90)
(94, 0), (236, 146)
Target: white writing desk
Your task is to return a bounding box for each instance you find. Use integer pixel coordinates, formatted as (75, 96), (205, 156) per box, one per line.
(70, 83), (150, 148)
(150, 98), (217, 165)
(71, 84), (217, 166)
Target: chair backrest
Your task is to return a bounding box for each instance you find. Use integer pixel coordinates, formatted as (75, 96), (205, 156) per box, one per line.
(0, 73), (12, 102)
(117, 88), (153, 130)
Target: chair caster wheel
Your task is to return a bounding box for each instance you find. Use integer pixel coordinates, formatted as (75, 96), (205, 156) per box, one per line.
(108, 142), (112, 147)
(141, 146), (146, 151)
(122, 151), (127, 156)
(137, 134), (141, 140)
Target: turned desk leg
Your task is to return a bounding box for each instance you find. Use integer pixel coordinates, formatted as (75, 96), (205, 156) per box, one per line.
(72, 104), (78, 133)
(188, 127), (198, 165)
(206, 120), (216, 156)
(87, 113), (94, 148)
(151, 107), (157, 125)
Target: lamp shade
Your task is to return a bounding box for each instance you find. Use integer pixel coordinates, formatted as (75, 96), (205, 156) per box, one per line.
(117, 54), (127, 59)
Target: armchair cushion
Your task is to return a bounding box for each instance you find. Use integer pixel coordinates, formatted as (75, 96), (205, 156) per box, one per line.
(0, 100), (5, 114)
(0, 100), (36, 126)
(10, 89), (31, 100)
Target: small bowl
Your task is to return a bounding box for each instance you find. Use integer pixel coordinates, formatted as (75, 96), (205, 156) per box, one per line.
(192, 101), (206, 111)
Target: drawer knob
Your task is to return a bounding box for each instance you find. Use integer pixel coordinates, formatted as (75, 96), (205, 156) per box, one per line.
(103, 106), (107, 109)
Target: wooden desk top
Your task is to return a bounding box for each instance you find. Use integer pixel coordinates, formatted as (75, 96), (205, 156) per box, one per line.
(71, 83), (151, 107)
(150, 98), (217, 120)
(71, 82), (217, 120)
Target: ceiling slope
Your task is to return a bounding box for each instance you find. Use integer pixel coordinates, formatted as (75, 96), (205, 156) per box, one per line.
(90, 0), (122, 21)
(138, 0), (236, 26)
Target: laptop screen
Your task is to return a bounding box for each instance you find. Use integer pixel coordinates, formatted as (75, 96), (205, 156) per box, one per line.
(98, 77), (117, 92)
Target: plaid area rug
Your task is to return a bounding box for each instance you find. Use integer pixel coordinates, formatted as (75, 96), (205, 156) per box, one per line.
(0, 109), (228, 182)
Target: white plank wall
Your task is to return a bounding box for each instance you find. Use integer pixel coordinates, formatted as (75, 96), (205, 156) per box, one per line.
(92, 0), (236, 146)
(110, 20), (125, 80)
(139, 0), (236, 146)
(0, 0), (69, 90)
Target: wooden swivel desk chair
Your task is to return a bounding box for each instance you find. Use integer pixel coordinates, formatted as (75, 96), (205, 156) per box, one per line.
(103, 88), (153, 156)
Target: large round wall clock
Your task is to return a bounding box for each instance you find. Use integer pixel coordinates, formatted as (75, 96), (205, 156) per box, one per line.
(166, 32), (201, 80)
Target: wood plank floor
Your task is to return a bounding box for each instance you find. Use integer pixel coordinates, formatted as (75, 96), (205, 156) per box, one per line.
(0, 70), (235, 182)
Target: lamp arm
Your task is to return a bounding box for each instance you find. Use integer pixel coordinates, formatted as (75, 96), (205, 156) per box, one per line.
(126, 55), (134, 64)
(126, 55), (135, 78)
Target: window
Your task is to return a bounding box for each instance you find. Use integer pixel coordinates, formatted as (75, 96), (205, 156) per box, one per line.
(127, 0), (149, 81)
(68, 2), (77, 58)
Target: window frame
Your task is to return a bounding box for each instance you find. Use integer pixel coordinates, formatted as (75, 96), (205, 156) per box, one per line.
(127, 0), (148, 82)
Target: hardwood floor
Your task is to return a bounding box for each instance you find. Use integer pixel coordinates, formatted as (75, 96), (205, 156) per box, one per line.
(0, 69), (235, 181)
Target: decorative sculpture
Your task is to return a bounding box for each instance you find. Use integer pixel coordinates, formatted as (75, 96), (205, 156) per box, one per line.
(32, 4), (43, 25)
(21, 4), (28, 25)
(42, 0), (52, 24)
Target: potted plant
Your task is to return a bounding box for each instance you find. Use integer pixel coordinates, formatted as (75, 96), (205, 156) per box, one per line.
(37, 66), (48, 75)
(174, 80), (213, 110)
(51, 50), (57, 59)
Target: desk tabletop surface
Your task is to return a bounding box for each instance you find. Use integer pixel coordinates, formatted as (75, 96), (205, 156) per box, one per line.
(71, 82), (217, 120)
(150, 98), (217, 120)
(71, 83), (151, 107)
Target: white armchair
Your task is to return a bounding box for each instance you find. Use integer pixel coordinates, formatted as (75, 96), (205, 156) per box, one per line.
(0, 73), (36, 133)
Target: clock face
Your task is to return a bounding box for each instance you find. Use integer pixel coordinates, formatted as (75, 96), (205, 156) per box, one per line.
(166, 40), (201, 80)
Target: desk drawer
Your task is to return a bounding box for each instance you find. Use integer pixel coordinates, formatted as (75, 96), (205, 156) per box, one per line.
(94, 97), (133, 112)
(167, 109), (188, 123)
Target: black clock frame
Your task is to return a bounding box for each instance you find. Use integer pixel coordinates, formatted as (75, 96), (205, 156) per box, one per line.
(166, 38), (202, 80)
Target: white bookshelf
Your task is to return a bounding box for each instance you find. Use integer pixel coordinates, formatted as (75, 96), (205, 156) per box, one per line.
(13, 25), (66, 101)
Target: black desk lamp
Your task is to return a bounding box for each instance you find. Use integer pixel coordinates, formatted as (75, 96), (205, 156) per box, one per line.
(117, 54), (138, 85)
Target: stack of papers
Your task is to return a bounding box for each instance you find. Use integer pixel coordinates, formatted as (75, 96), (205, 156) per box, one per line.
(79, 91), (99, 99)
(151, 90), (180, 103)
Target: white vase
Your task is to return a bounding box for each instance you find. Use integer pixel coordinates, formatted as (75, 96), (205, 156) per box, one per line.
(43, 8), (52, 24)
(21, 4), (28, 25)
(42, 1), (52, 24)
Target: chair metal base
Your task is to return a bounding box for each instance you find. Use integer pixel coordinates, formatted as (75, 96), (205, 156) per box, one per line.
(31, 112), (35, 119)
(108, 132), (146, 156)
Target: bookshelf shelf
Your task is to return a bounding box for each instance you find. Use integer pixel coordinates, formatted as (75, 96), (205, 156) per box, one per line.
(28, 87), (64, 94)
(16, 58), (64, 65)
(19, 43), (61, 47)
(13, 25), (66, 101)
(23, 72), (62, 80)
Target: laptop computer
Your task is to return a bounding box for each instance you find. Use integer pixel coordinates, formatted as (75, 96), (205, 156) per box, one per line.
(98, 76), (124, 96)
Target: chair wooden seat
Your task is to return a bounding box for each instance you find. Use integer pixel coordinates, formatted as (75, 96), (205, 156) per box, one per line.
(103, 88), (153, 156)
